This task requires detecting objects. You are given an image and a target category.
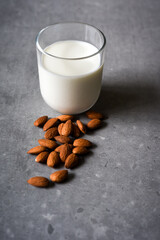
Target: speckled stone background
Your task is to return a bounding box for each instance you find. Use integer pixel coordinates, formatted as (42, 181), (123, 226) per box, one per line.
(0, 0), (160, 239)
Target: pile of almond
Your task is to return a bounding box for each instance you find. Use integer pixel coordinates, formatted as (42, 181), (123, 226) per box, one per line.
(27, 111), (104, 187)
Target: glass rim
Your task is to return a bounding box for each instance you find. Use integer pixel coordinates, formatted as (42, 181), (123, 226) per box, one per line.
(36, 22), (106, 60)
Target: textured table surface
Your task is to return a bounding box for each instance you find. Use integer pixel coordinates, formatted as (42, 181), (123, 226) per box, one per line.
(0, 0), (160, 239)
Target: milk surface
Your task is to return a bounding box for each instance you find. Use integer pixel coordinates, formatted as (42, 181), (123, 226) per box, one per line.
(38, 40), (103, 114)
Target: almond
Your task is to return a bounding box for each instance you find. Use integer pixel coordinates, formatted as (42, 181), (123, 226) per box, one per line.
(44, 127), (58, 139)
(34, 116), (48, 127)
(87, 119), (101, 129)
(61, 120), (72, 136)
(60, 143), (72, 162)
(72, 146), (88, 155)
(54, 135), (72, 144)
(35, 151), (49, 163)
(86, 111), (103, 119)
(54, 145), (63, 153)
(57, 115), (74, 122)
(47, 151), (60, 167)
(76, 120), (86, 134)
(27, 176), (49, 187)
(55, 144), (73, 153)
(72, 123), (81, 138)
(27, 146), (47, 154)
(50, 170), (68, 183)
(43, 118), (58, 131)
(58, 123), (64, 135)
(38, 139), (58, 149)
(73, 138), (92, 147)
(65, 153), (79, 169)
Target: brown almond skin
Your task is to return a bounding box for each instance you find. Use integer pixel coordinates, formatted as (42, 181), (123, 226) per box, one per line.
(76, 120), (86, 134)
(72, 123), (81, 138)
(86, 111), (103, 119)
(34, 116), (48, 127)
(54, 136), (72, 144)
(87, 119), (101, 129)
(38, 139), (58, 150)
(54, 145), (63, 153)
(47, 151), (60, 168)
(60, 143), (72, 162)
(55, 144), (73, 153)
(50, 170), (68, 183)
(43, 118), (58, 131)
(58, 123), (64, 135)
(72, 147), (88, 155)
(61, 120), (72, 136)
(73, 139), (92, 147)
(27, 146), (47, 154)
(35, 151), (49, 163)
(65, 153), (79, 169)
(27, 176), (49, 187)
(57, 115), (74, 122)
(44, 127), (58, 139)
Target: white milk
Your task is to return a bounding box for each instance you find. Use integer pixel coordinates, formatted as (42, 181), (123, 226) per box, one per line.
(38, 40), (103, 114)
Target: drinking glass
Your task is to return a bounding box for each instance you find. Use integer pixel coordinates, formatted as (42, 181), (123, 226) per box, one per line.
(36, 22), (106, 114)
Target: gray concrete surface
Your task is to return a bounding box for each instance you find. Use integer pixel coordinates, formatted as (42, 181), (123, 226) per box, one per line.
(0, 0), (160, 239)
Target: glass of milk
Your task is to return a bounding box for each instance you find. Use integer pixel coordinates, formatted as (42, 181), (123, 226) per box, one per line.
(36, 22), (106, 114)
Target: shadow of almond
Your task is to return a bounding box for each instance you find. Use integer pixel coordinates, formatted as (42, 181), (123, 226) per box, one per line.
(86, 121), (108, 136)
(90, 143), (97, 149)
(85, 150), (94, 158)
(62, 173), (75, 184)
(65, 156), (85, 170)
(47, 181), (54, 188)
